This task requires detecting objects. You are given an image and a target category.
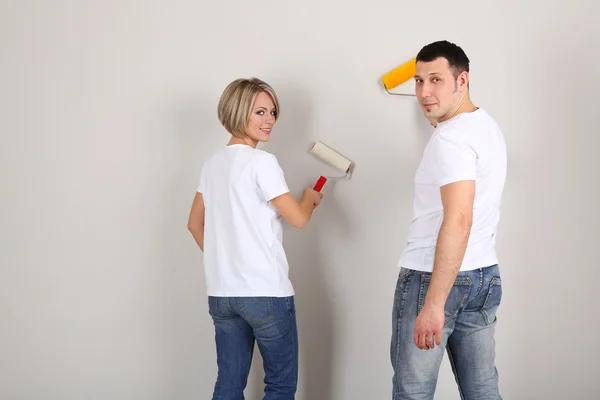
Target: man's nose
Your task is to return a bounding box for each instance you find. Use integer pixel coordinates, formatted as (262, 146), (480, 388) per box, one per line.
(419, 82), (433, 98)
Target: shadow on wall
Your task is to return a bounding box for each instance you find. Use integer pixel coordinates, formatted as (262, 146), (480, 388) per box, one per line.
(243, 83), (338, 400)
(413, 100), (434, 149)
(161, 91), (226, 400)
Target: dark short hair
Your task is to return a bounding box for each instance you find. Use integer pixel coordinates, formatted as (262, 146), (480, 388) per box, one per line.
(416, 40), (470, 78)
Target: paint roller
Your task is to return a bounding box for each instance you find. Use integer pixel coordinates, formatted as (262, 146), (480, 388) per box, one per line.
(308, 141), (354, 192)
(381, 57), (417, 96)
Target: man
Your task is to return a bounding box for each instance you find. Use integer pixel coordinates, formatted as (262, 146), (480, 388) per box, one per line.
(390, 40), (507, 400)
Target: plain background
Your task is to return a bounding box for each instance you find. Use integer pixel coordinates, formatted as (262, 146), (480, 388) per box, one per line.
(2, 1), (599, 399)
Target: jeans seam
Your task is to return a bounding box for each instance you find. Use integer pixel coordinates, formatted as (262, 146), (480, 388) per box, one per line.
(285, 296), (295, 318)
(393, 269), (413, 394)
(221, 297), (229, 315)
(446, 347), (465, 400)
(480, 277), (501, 325)
(476, 268), (484, 296)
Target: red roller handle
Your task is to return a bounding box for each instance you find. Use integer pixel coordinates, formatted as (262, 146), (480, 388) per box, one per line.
(313, 176), (327, 192)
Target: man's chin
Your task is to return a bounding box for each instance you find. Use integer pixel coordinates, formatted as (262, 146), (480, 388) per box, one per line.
(423, 109), (439, 118)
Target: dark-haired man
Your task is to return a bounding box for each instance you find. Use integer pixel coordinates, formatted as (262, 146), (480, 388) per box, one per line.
(390, 40), (506, 399)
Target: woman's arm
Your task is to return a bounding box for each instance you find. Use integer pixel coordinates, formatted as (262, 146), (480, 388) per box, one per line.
(187, 192), (205, 251)
(270, 188), (322, 229)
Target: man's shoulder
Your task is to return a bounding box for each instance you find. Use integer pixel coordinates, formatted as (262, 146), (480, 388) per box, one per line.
(437, 108), (502, 142)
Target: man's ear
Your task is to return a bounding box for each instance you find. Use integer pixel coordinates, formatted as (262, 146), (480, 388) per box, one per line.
(459, 71), (469, 91)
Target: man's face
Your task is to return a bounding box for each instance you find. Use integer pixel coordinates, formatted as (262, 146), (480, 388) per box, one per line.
(414, 57), (466, 123)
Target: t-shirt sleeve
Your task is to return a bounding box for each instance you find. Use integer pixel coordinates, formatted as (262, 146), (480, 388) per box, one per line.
(197, 164), (206, 193)
(430, 132), (477, 187)
(254, 153), (290, 201)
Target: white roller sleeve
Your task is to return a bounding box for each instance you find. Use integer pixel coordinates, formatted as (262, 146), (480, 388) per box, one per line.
(309, 141), (352, 172)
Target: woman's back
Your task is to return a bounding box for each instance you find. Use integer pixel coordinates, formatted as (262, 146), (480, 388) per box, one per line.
(198, 143), (294, 297)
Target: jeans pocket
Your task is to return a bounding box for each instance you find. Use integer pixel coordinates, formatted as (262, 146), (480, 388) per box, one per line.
(418, 274), (472, 324)
(238, 297), (275, 326)
(481, 277), (502, 325)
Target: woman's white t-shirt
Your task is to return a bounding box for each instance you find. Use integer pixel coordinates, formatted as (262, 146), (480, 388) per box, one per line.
(197, 144), (294, 297)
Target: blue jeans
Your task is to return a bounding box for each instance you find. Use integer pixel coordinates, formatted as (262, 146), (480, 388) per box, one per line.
(208, 296), (298, 400)
(390, 264), (503, 400)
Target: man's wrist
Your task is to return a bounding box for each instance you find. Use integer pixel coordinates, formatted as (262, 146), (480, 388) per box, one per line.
(424, 294), (446, 309)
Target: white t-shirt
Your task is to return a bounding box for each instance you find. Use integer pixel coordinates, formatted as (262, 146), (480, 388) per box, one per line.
(398, 108), (507, 272)
(197, 144), (294, 297)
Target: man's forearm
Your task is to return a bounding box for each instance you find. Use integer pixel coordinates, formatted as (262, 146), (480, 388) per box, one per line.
(425, 218), (471, 308)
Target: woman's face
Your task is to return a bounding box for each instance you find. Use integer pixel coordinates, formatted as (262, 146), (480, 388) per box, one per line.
(245, 91), (277, 144)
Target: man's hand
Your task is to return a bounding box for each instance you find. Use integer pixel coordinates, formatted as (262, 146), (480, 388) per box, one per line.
(414, 303), (445, 350)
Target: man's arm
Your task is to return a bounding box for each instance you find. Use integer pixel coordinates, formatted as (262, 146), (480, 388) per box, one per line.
(187, 192), (205, 251)
(414, 179), (475, 350)
(427, 180), (474, 306)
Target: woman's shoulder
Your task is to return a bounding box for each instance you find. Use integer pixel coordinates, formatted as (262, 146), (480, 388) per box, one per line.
(248, 148), (282, 166)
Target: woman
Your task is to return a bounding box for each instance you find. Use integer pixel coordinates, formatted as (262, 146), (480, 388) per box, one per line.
(187, 77), (323, 399)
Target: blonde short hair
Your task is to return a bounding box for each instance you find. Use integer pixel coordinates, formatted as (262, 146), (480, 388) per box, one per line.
(217, 77), (280, 138)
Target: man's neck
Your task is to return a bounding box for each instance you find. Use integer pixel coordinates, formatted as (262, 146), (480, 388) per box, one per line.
(436, 95), (478, 126)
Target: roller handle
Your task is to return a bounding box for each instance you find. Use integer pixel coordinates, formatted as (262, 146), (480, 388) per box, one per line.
(313, 176), (327, 192)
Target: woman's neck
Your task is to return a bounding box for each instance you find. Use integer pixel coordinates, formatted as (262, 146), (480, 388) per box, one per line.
(228, 136), (258, 148)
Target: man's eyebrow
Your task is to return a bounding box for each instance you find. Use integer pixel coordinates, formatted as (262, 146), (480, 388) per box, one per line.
(414, 72), (442, 78)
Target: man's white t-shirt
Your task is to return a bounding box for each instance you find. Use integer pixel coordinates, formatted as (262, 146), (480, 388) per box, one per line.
(197, 144), (294, 297)
(398, 108), (507, 272)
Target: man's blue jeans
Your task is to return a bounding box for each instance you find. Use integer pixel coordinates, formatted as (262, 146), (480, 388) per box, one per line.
(390, 264), (503, 400)
(208, 296), (298, 400)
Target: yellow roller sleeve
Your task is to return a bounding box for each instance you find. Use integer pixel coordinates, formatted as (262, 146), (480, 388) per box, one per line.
(381, 58), (416, 90)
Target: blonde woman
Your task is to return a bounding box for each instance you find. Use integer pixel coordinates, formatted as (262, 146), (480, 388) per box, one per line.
(187, 77), (323, 399)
